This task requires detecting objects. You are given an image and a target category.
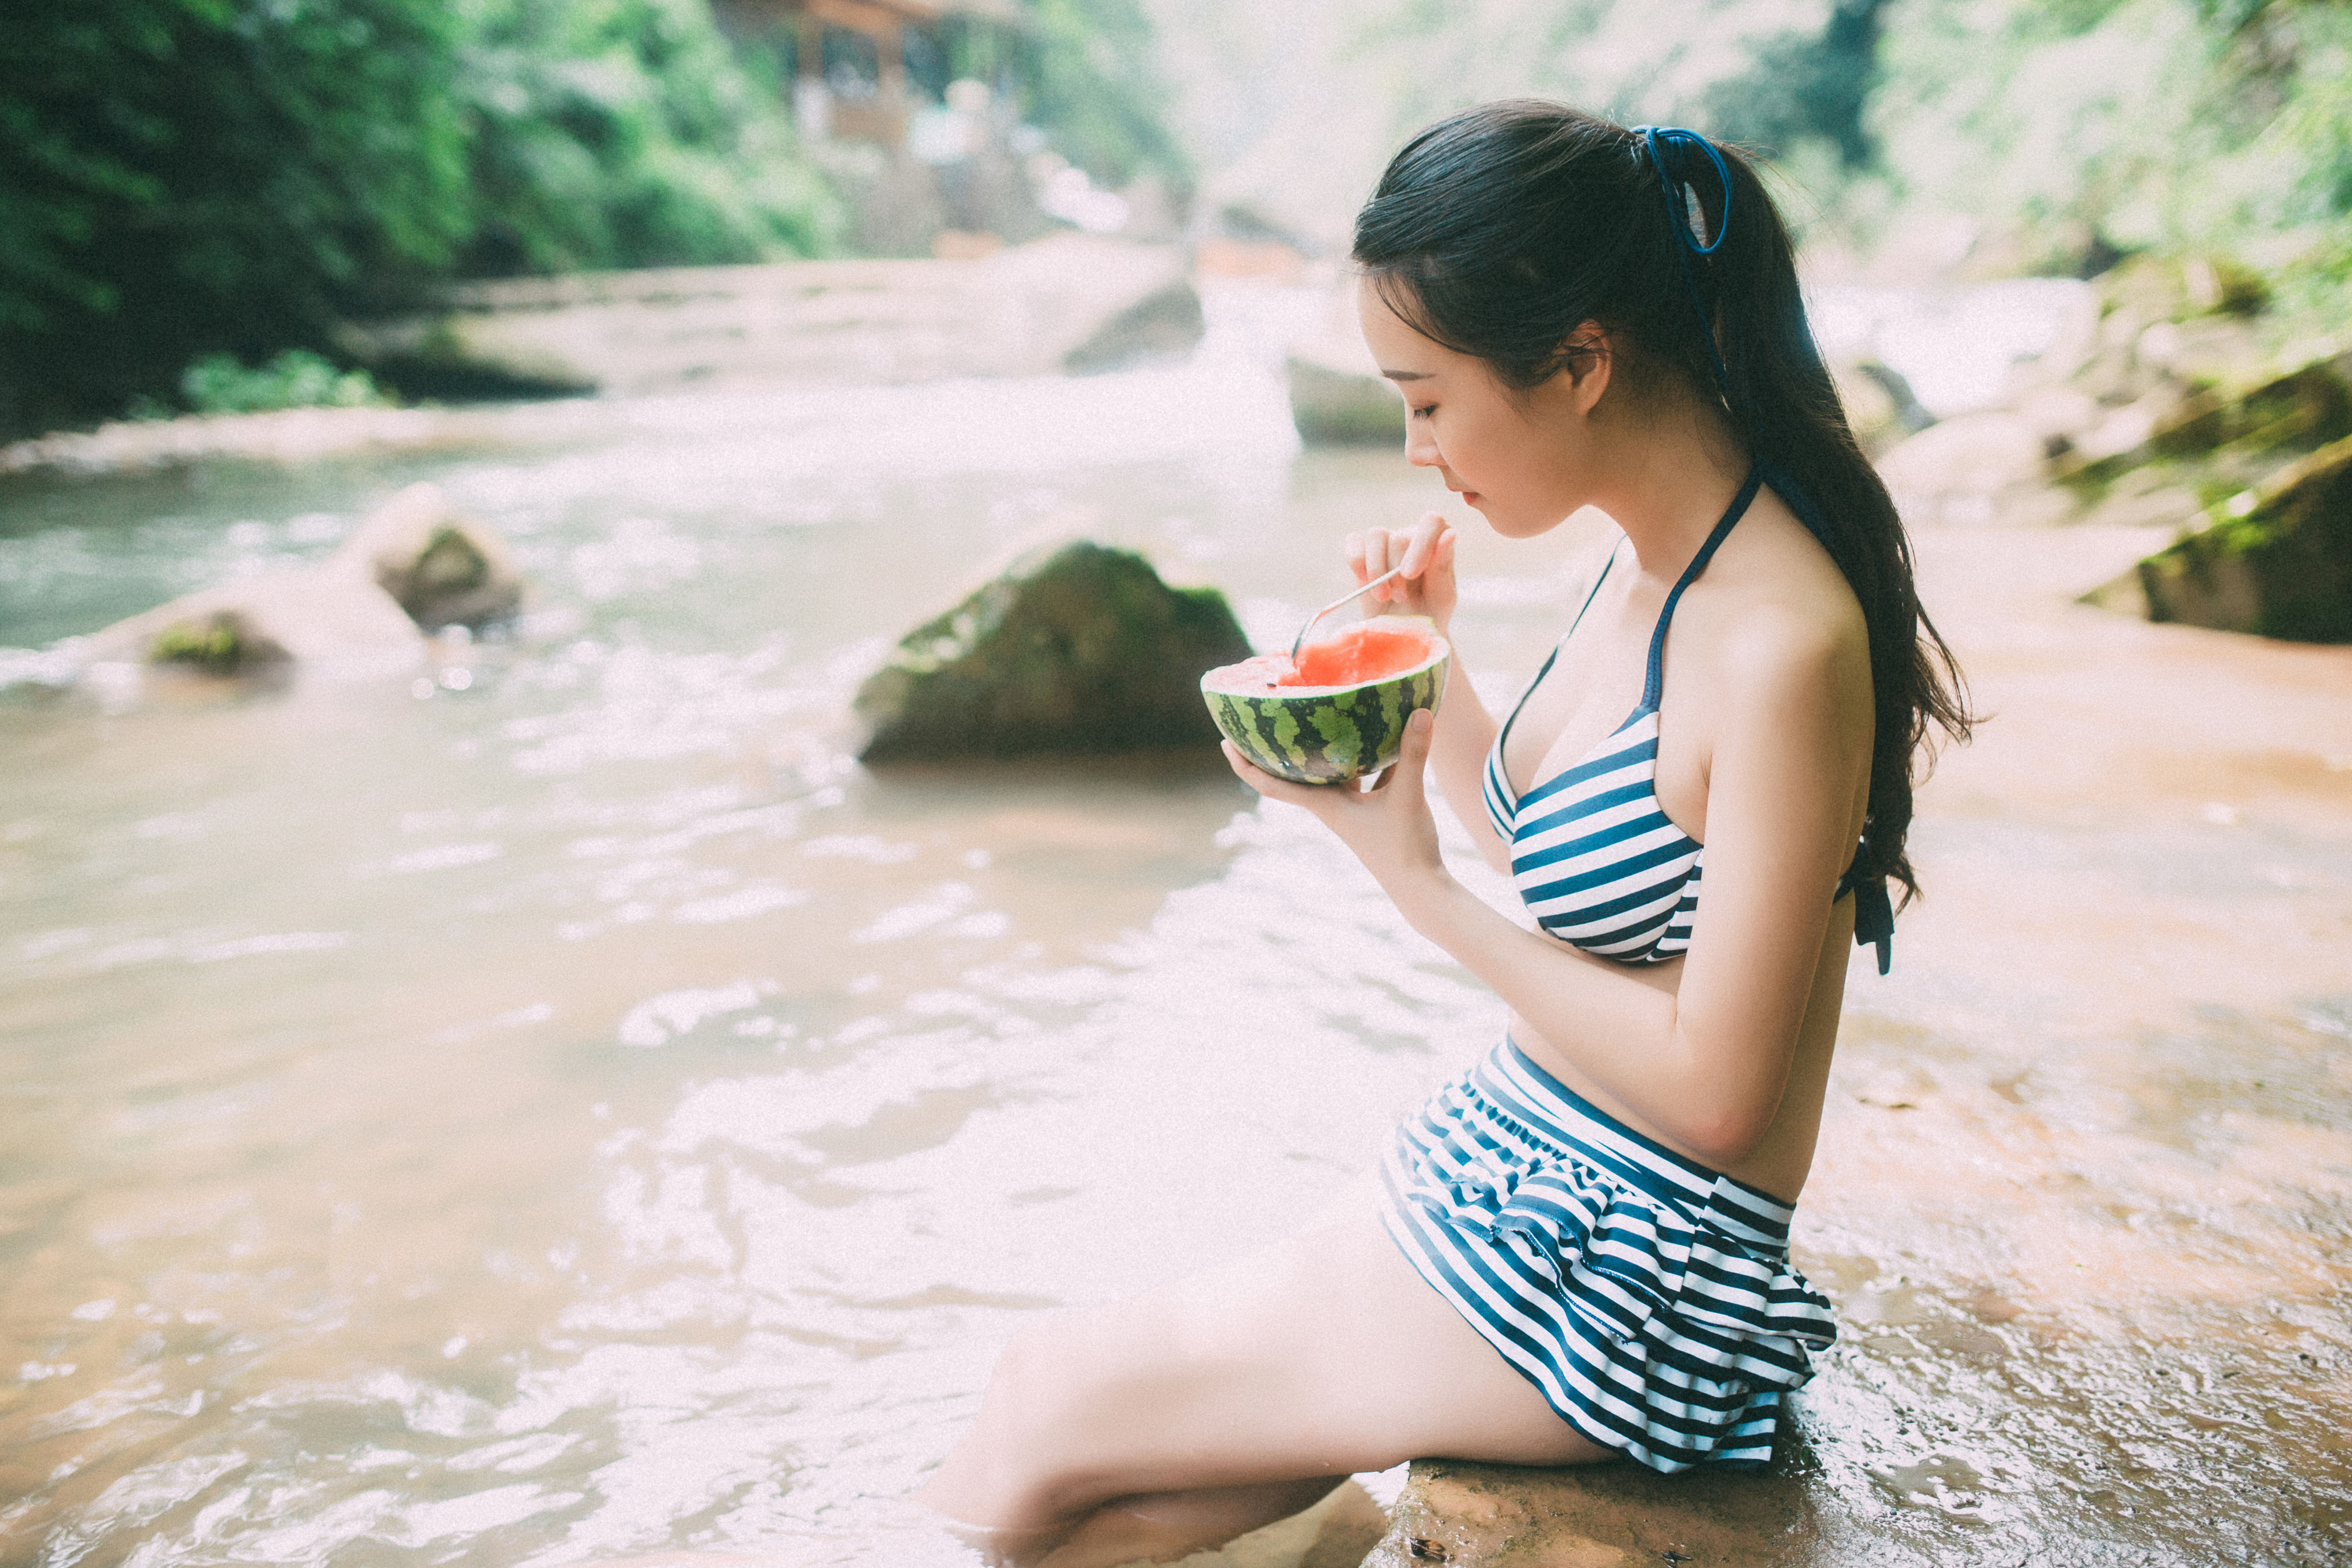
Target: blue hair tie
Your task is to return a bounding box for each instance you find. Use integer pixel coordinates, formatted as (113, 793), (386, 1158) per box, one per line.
(1631, 125), (1731, 254)
(1631, 124), (1738, 412)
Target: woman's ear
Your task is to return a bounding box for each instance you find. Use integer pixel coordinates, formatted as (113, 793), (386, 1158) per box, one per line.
(1560, 322), (1613, 412)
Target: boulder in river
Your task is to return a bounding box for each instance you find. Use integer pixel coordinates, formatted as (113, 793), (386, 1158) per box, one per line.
(1286, 349), (1407, 445)
(146, 611), (292, 677)
(1062, 280), (1208, 375)
(854, 540), (1252, 763)
(2119, 433), (2352, 642)
(2059, 354), (2352, 490)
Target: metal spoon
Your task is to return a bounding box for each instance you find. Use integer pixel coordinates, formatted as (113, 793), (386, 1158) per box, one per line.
(1291, 564), (1409, 665)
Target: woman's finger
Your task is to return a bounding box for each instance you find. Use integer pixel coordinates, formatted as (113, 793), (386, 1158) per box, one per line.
(1399, 512), (1448, 580)
(1362, 528), (1394, 599)
(1344, 531), (1368, 585)
(1222, 743), (1338, 812)
(1363, 707), (1435, 796)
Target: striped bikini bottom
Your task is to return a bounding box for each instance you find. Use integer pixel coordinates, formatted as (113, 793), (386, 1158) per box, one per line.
(1379, 1038), (1837, 1473)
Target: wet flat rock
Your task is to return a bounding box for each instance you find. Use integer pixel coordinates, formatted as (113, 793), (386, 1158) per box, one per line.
(341, 235), (1204, 395)
(1365, 1458), (1823, 1567)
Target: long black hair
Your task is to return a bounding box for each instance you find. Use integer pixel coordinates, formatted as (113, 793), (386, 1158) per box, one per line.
(1353, 99), (1972, 907)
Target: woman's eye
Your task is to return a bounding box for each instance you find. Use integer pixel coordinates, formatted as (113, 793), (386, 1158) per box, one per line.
(1411, 405), (1437, 420)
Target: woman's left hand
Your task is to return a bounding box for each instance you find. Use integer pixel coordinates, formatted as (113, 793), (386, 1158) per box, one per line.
(1223, 707), (1446, 894)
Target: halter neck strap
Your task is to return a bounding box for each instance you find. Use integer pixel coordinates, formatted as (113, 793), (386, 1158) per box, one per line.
(1641, 465), (1764, 711)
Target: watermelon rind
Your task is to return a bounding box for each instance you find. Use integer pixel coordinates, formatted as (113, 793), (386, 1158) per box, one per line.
(1200, 615), (1452, 785)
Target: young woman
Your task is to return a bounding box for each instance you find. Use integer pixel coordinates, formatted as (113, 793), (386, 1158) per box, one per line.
(916, 100), (1972, 1567)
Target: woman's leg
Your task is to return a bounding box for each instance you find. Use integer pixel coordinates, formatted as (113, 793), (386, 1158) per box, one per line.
(917, 1202), (1613, 1560)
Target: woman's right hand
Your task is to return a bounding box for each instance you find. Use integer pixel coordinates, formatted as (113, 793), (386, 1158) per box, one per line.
(1347, 513), (1459, 632)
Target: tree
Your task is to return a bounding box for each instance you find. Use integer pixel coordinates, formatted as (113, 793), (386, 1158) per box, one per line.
(1015, 0), (1189, 188)
(0, 0), (472, 434)
(453, 0), (838, 276)
(1704, 0), (1894, 167)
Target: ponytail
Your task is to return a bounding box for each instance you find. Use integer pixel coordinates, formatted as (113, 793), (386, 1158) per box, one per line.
(1352, 100), (1974, 929)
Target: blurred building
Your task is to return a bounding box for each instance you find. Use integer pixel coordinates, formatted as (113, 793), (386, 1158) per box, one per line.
(713, 0), (1030, 152)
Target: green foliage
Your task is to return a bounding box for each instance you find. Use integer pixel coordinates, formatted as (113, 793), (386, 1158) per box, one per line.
(0, 0), (472, 434)
(0, 0), (841, 438)
(180, 350), (392, 414)
(1703, 1), (1891, 167)
(453, 0), (840, 275)
(1872, 0), (2352, 279)
(1016, 0), (1189, 187)
(1351, 0), (1883, 159)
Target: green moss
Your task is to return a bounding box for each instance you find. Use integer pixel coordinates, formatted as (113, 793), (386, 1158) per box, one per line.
(148, 612), (283, 674)
(410, 527), (490, 598)
(2137, 434), (2352, 643)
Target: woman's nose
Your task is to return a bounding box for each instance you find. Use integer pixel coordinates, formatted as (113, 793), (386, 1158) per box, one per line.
(1405, 427), (1441, 467)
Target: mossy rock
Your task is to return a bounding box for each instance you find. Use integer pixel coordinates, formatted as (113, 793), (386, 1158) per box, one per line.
(379, 523), (520, 630)
(1288, 354), (1409, 445)
(2147, 361), (2352, 462)
(2136, 433), (2352, 642)
(147, 612), (290, 675)
(335, 484), (525, 632)
(854, 540), (1252, 763)
(2060, 353), (2352, 495)
(2096, 251), (2271, 329)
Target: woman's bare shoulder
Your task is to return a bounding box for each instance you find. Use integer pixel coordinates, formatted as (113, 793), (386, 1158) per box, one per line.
(1704, 503), (1873, 725)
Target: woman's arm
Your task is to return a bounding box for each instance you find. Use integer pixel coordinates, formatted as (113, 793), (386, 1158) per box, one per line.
(1227, 606), (1868, 1167)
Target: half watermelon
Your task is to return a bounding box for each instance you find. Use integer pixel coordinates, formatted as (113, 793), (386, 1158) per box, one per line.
(1201, 614), (1451, 784)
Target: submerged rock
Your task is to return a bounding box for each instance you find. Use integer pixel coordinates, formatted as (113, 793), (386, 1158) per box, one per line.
(146, 611), (292, 677)
(78, 483), (525, 682)
(2120, 433), (2352, 642)
(854, 540), (1252, 763)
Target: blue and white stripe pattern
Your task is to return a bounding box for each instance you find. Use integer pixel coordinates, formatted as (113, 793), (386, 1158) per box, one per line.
(1381, 1038), (1837, 1472)
(1486, 704), (1702, 961)
(1481, 466), (1764, 966)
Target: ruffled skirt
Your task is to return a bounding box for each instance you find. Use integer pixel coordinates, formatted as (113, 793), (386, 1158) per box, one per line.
(1379, 1038), (1836, 1473)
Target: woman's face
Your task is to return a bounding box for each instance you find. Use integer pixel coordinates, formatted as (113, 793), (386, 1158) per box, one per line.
(1355, 282), (1607, 538)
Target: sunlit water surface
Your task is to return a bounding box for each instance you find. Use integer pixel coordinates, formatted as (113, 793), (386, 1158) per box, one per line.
(1, 355), (2347, 1567)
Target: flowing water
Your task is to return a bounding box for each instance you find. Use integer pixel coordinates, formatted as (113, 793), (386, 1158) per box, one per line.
(1, 342), (2348, 1567)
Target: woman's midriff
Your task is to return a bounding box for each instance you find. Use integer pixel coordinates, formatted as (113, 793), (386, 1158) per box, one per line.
(1506, 901), (1855, 1206)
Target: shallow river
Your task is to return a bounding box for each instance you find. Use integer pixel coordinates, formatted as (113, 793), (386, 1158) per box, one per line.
(1, 355), (2347, 1568)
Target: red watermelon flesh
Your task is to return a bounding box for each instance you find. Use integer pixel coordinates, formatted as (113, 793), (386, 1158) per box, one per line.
(1279, 623), (1438, 688)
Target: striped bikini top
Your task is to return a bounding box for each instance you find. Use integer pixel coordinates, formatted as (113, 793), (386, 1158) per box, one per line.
(1482, 467), (1762, 965)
